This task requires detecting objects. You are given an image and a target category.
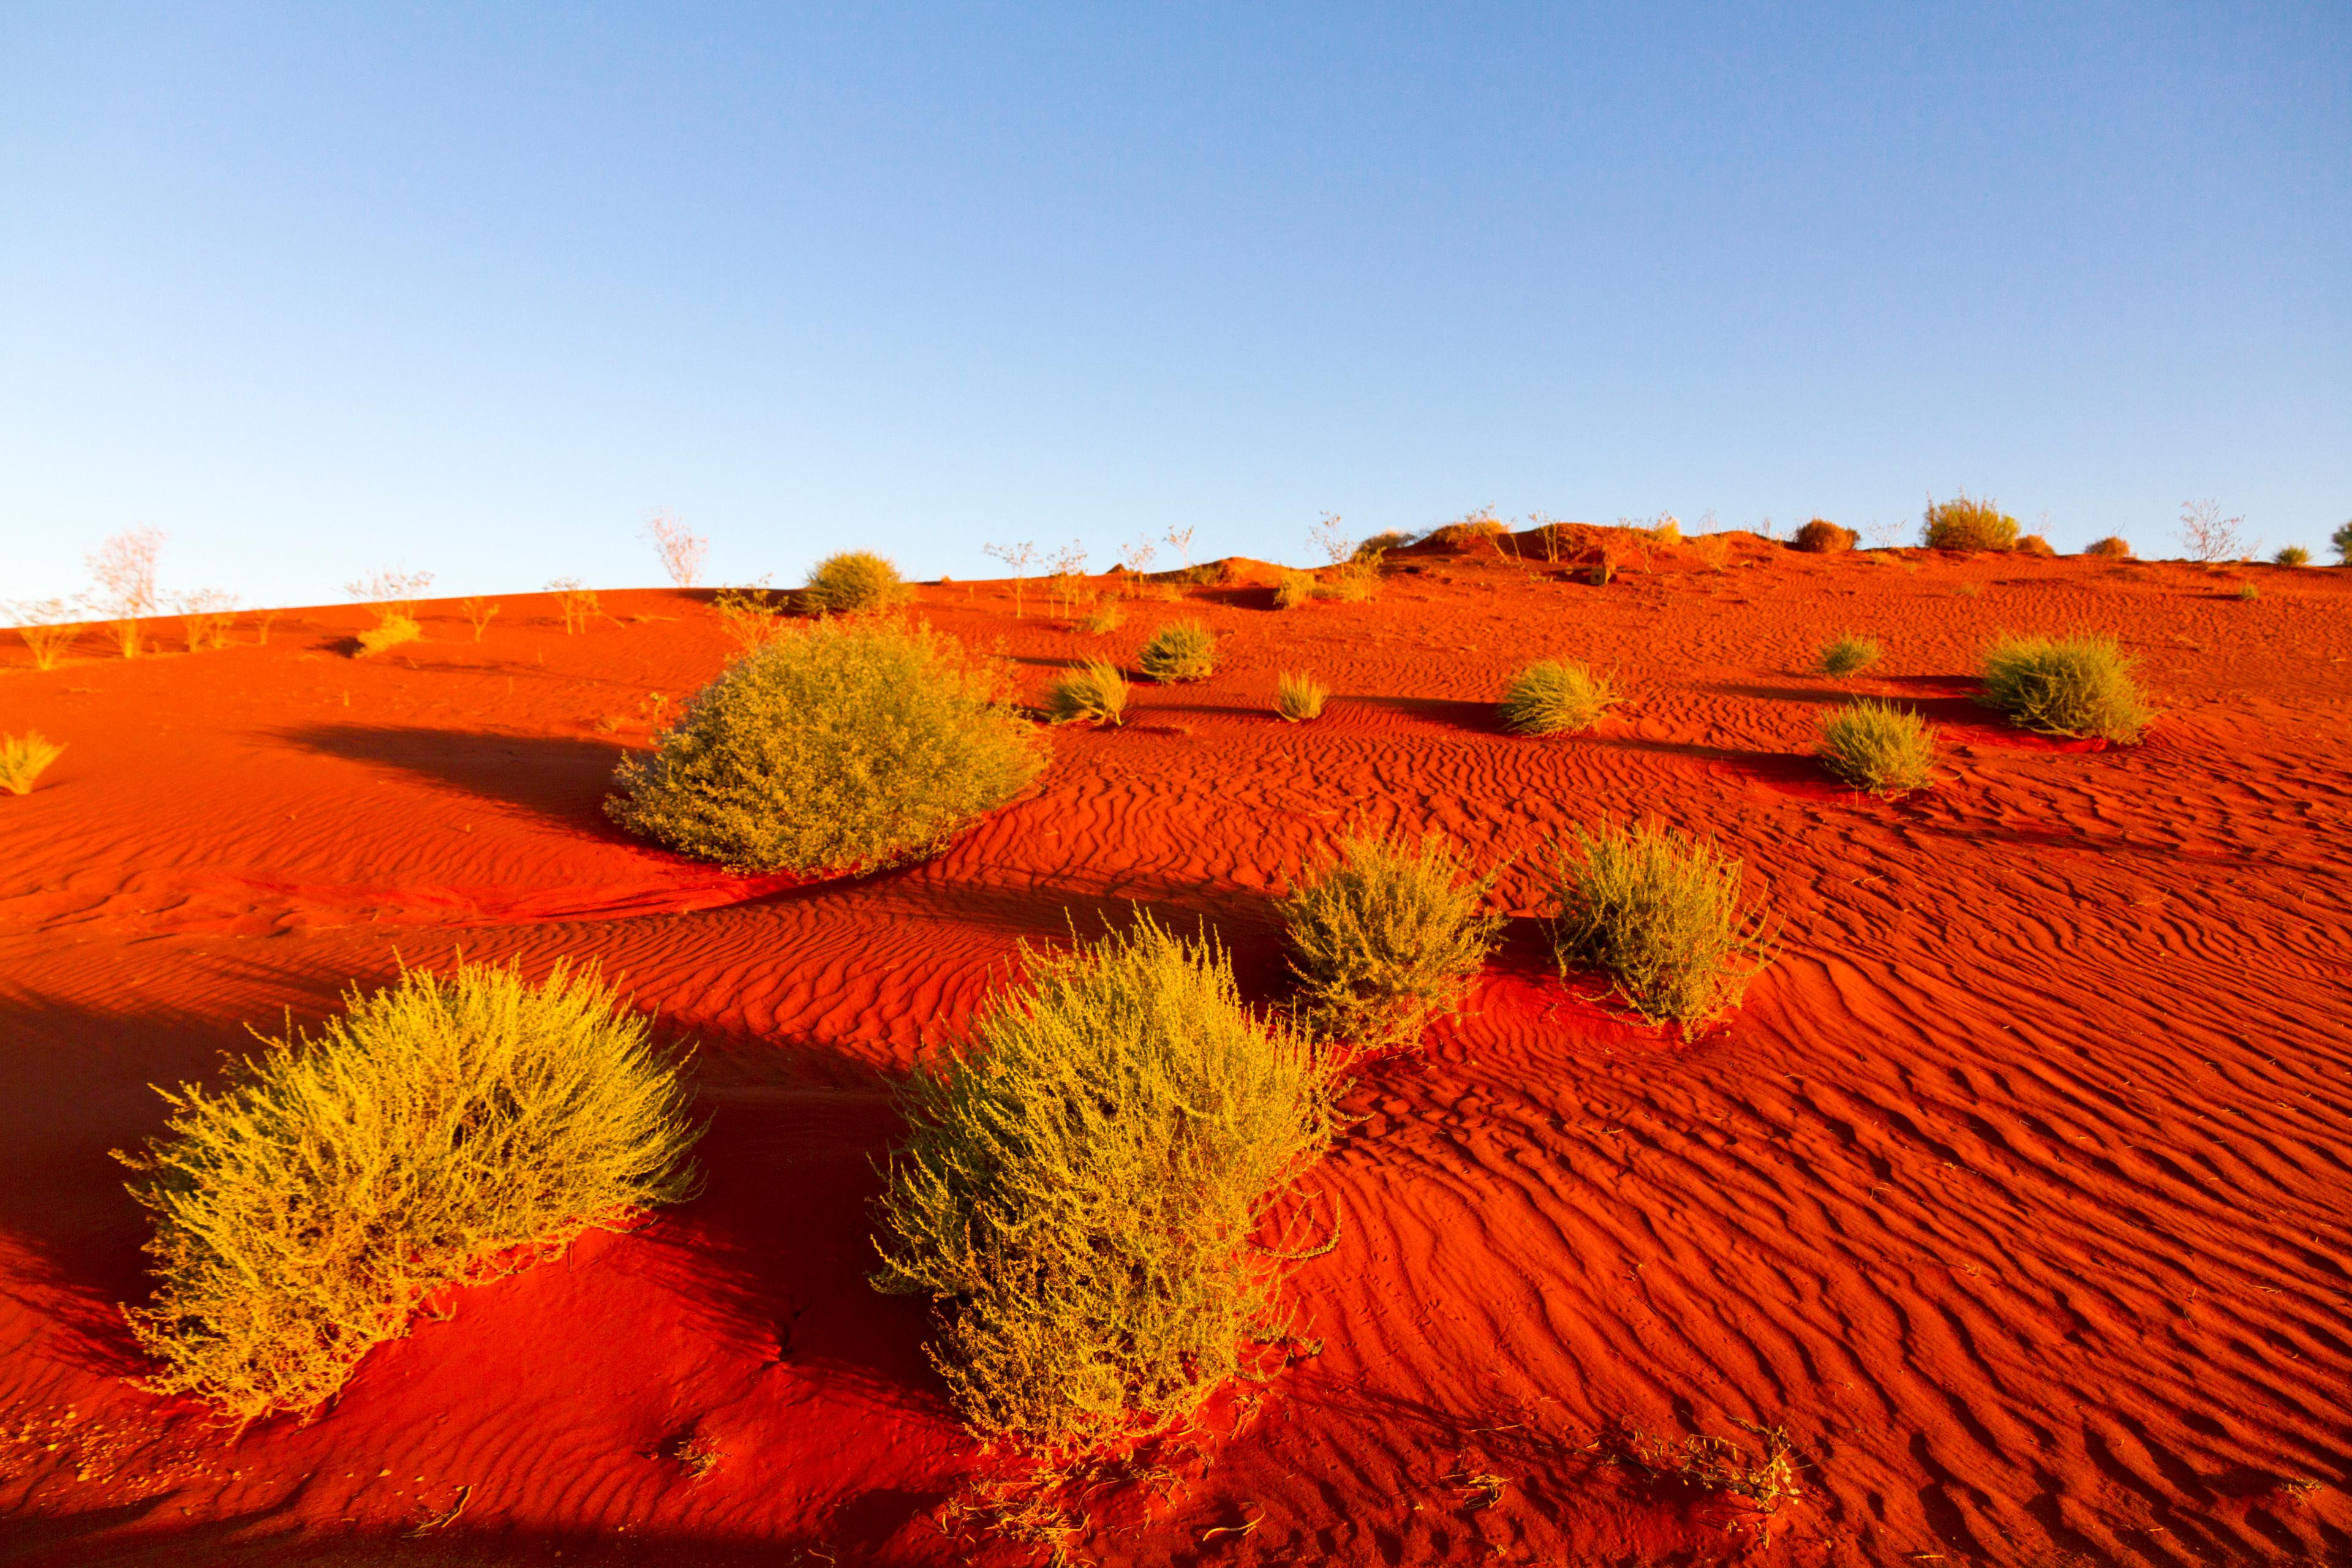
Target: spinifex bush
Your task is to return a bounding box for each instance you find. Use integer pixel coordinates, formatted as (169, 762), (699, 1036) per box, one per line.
(1276, 831), (1502, 1052)
(1044, 659), (1128, 726)
(871, 918), (1335, 1449)
(1978, 633), (2152, 744)
(1547, 822), (1773, 1030)
(1, 732), (66, 796)
(1819, 701), (1937, 794)
(1273, 570), (1313, 609)
(1922, 494), (2019, 552)
(1791, 519), (1855, 554)
(119, 960), (702, 1422)
(353, 616), (422, 658)
(608, 620), (1044, 873)
(1819, 633), (1882, 677)
(1076, 600), (1123, 635)
(1273, 671), (1327, 722)
(2275, 546), (2311, 568)
(1500, 660), (1620, 734)
(1137, 620), (1215, 682)
(2084, 536), (2134, 559)
(801, 551), (914, 616)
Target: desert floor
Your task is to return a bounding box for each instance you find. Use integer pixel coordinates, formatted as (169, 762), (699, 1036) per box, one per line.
(3, 534), (2349, 1566)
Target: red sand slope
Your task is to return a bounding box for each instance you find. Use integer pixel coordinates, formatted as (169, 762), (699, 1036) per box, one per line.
(3, 539), (2350, 1566)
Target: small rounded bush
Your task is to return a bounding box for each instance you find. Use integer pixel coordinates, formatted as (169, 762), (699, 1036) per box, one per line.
(1077, 600), (1123, 634)
(1791, 519), (1856, 553)
(1273, 570), (1313, 609)
(2084, 536), (2134, 559)
(1819, 633), (1882, 678)
(121, 959), (702, 1421)
(1978, 632), (2153, 744)
(1501, 660), (1620, 734)
(2275, 546), (2310, 568)
(1546, 822), (1773, 1030)
(1138, 620), (1216, 682)
(801, 551), (914, 616)
(1923, 494), (2019, 552)
(606, 620), (1046, 873)
(1273, 670), (1326, 722)
(1819, 700), (1937, 794)
(2016, 533), (2056, 557)
(1277, 830), (1503, 1052)
(1044, 659), (1128, 726)
(870, 918), (1334, 1448)
(354, 615), (421, 657)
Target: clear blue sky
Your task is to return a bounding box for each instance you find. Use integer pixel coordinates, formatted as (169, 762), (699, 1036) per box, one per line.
(4, 2), (2347, 608)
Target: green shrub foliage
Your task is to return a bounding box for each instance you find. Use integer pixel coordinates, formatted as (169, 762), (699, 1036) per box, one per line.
(1819, 700), (1937, 794)
(801, 551), (914, 616)
(606, 620), (1045, 873)
(871, 918), (1335, 1449)
(1547, 821), (1773, 1029)
(1044, 659), (1129, 726)
(1137, 620), (1215, 682)
(1978, 633), (2152, 744)
(1819, 633), (1882, 677)
(1277, 830), (1502, 1052)
(1922, 494), (2019, 552)
(119, 960), (701, 1422)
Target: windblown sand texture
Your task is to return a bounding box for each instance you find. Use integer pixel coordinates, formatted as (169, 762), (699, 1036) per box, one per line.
(4, 531), (2349, 1565)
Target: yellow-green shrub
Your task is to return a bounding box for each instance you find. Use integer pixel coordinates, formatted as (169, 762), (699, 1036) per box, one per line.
(1273, 671), (1326, 722)
(1137, 620), (1215, 682)
(1819, 700), (1937, 794)
(2084, 536), (2133, 559)
(354, 615), (421, 657)
(1276, 831), (1502, 1052)
(2275, 546), (2310, 568)
(119, 960), (701, 1422)
(1044, 659), (1128, 726)
(801, 551), (914, 616)
(1076, 600), (1123, 634)
(1819, 633), (1881, 677)
(1546, 822), (1773, 1029)
(870, 918), (1334, 1449)
(1, 731), (66, 796)
(1273, 570), (1313, 609)
(1500, 660), (1620, 734)
(1979, 632), (2152, 744)
(1922, 494), (2018, 552)
(606, 620), (1045, 873)
(1792, 519), (1855, 553)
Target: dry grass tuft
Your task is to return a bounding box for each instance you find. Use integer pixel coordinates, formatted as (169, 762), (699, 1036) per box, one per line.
(1276, 829), (1502, 1053)
(1137, 620), (1215, 682)
(801, 551), (914, 616)
(1076, 600), (1123, 635)
(1922, 492), (2019, 552)
(1273, 671), (1327, 723)
(2235, 581), (2261, 601)
(1819, 701), (1937, 794)
(119, 959), (702, 1422)
(2084, 535), (2134, 559)
(1599, 1420), (1805, 1517)
(2275, 545), (2310, 568)
(1818, 632), (1882, 678)
(711, 586), (788, 650)
(607, 619), (1045, 873)
(1979, 632), (2152, 744)
(354, 616), (422, 658)
(1044, 660), (1129, 727)
(2016, 533), (2056, 557)
(1790, 519), (1855, 553)
(10, 605), (80, 670)
(871, 917), (1335, 1450)
(1546, 821), (1774, 1029)
(1317, 560), (1380, 602)
(1499, 660), (1620, 734)
(1, 732), (66, 796)
(1273, 570), (1314, 609)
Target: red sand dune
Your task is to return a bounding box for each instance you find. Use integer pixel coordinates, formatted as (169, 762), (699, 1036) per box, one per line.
(3, 537), (2350, 1566)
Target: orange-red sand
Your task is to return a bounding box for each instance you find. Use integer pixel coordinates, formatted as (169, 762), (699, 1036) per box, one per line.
(4, 537), (2350, 1566)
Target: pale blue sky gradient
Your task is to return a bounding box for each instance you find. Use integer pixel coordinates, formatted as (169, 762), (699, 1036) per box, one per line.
(4, 3), (2347, 607)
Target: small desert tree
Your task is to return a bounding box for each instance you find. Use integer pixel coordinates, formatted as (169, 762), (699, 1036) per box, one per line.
(2176, 500), (2245, 564)
(606, 619), (1046, 873)
(647, 509), (708, 588)
(88, 526), (166, 658)
(984, 541), (1039, 617)
(871, 918), (1335, 1448)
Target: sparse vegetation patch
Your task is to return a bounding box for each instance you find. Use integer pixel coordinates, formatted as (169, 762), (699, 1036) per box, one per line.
(1276, 830), (1502, 1052)
(871, 918), (1335, 1449)
(119, 959), (702, 1422)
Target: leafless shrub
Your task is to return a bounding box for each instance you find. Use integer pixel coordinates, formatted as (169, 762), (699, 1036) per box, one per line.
(88, 527), (167, 658)
(646, 509), (707, 588)
(2177, 499), (2245, 564)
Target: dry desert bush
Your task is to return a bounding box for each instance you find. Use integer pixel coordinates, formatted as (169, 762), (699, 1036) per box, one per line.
(1, 732), (66, 796)
(353, 616), (422, 658)
(711, 585), (788, 650)
(870, 918), (1335, 1449)
(1276, 830), (1502, 1053)
(1273, 570), (1313, 609)
(2016, 533), (2056, 557)
(88, 526), (167, 659)
(1137, 620), (1215, 682)
(1819, 700), (1937, 794)
(1500, 660), (1620, 734)
(1317, 559), (1381, 601)
(2275, 546), (2310, 567)
(119, 959), (701, 1422)
(1818, 632), (1882, 678)
(1547, 821), (1773, 1029)
(8, 601), (80, 670)
(1076, 599), (1123, 634)
(1273, 670), (1326, 722)
(1044, 659), (1129, 727)
(2084, 536), (2134, 559)
(1979, 633), (2152, 744)
(1599, 1421), (1806, 1516)
(1921, 493), (2018, 552)
(802, 551), (914, 616)
(1791, 519), (1855, 553)
(606, 619), (1045, 873)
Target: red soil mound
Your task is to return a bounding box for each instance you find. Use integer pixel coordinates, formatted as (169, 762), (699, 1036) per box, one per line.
(4, 552), (2351, 1564)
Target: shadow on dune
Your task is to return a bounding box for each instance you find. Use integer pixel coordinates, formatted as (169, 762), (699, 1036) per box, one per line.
(276, 724), (633, 831)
